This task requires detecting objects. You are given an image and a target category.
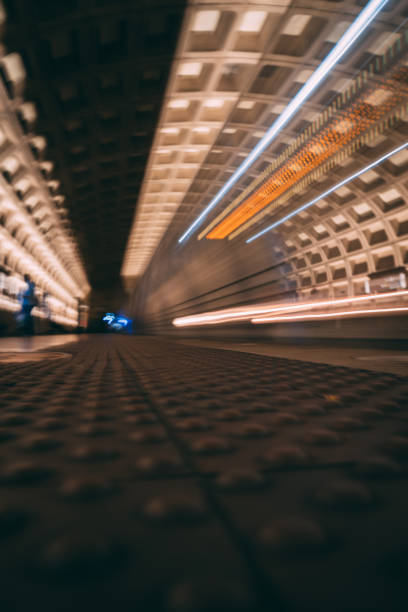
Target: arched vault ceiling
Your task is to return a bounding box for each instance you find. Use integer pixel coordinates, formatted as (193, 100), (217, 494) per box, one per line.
(3, 0), (187, 290)
(120, 0), (408, 306)
(3, 0), (408, 300)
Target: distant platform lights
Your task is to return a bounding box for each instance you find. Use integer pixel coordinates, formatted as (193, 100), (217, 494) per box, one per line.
(0, 47), (90, 324)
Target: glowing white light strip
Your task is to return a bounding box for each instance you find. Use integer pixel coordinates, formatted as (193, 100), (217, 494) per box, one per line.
(252, 306), (408, 323)
(0, 296), (78, 326)
(172, 289), (408, 327)
(178, 0), (389, 243)
(247, 141), (408, 243)
(0, 295), (20, 313)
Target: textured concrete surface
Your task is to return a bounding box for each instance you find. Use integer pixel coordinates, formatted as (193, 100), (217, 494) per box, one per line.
(0, 335), (407, 611)
(177, 337), (408, 376)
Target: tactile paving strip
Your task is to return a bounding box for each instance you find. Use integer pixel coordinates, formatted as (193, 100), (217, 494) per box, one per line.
(0, 336), (407, 611)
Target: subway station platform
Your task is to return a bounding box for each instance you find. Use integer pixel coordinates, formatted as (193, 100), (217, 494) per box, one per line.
(0, 335), (408, 611)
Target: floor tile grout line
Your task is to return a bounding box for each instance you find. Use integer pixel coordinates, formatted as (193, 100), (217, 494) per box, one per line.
(116, 341), (289, 611)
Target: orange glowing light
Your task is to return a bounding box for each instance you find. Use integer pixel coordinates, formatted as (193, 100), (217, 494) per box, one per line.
(206, 66), (408, 240)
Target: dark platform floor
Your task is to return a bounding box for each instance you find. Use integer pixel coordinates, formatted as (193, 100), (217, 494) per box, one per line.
(0, 335), (408, 611)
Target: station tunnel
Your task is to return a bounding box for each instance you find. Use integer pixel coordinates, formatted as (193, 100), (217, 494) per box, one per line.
(0, 1), (408, 610)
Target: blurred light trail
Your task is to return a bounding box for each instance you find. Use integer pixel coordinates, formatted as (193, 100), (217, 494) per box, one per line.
(172, 289), (408, 327)
(207, 66), (408, 240)
(178, 0), (389, 244)
(252, 306), (408, 324)
(247, 141), (408, 243)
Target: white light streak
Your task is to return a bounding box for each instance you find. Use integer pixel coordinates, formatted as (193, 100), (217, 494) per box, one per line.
(252, 306), (408, 324)
(172, 289), (408, 327)
(247, 142), (408, 243)
(178, 0), (389, 244)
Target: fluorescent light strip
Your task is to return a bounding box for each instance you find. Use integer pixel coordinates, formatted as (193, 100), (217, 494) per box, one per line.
(247, 141), (408, 243)
(178, 0), (389, 243)
(252, 306), (408, 324)
(172, 289), (408, 327)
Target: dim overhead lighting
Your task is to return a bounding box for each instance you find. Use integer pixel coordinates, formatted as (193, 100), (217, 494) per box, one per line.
(246, 141), (408, 243)
(358, 169), (379, 184)
(14, 177), (31, 192)
(192, 10), (220, 32)
(327, 21), (350, 44)
(204, 98), (224, 108)
(237, 100), (256, 110)
(31, 136), (46, 151)
(379, 187), (401, 203)
(25, 195), (38, 206)
(354, 202), (372, 215)
(168, 99), (190, 109)
(368, 31), (400, 55)
(178, 0), (389, 244)
(193, 126), (211, 133)
(296, 69), (314, 83)
(282, 14), (311, 36)
(239, 11), (267, 33)
(160, 127), (180, 135)
(389, 148), (408, 167)
(2, 156), (19, 174)
(178, 62), (203, 77)
(41, 161), (53, 173)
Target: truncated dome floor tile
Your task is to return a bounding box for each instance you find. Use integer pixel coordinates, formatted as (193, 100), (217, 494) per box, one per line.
(0, 335), (406, 611)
